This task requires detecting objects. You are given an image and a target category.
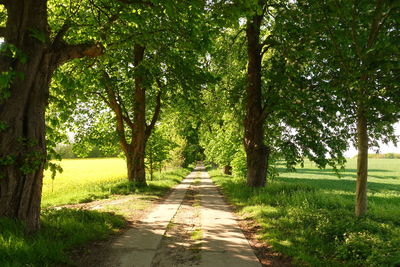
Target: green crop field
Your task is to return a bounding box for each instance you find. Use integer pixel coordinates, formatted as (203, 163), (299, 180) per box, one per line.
(42, 158), (127, 207)
(210, 158), (400, 266)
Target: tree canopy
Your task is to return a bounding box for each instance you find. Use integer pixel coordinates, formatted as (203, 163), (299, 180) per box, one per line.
(0, 0), (398, 231)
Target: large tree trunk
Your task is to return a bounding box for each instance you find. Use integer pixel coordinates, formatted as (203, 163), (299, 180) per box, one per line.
(355, 106), (368, 217)
(131, 44), (147, 186)
(0, 0), (53, 232)
(126, 151), (134, 182)
(244, 14), (268, 187)
(0, 0), (102, 232)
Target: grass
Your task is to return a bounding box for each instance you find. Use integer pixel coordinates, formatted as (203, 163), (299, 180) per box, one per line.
(0, 209), (125, 266)
(1, 158), (191, 266)
(191, 228), (203, 241)
(210, 158), (400, 266)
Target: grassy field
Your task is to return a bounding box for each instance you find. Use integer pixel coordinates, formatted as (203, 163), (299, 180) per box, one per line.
(210, 158), (400, 266)
(42, 158), (187, 207)
(1, 158), (190, 266)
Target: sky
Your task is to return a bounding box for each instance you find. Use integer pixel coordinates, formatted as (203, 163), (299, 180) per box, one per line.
(344, 122), (400, 157)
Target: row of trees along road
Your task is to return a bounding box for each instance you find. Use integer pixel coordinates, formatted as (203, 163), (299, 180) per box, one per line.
(201, 0), (399, 216)
(0, 0), (399, 231)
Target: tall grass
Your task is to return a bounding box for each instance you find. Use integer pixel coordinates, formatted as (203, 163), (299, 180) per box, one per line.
(210, 158), (400, 266)
(0, 209), (125, 266)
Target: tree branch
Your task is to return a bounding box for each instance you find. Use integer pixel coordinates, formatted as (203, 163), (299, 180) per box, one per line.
(367, 0), (391, 49)
(56, 43), (104, 66)
(260, 44), (272, 58)
(116, 92), (135, 129)
(101, 72), (130, 151)
(145, 81), (162, 139)
(52, 21), (71, 47)
(117, 0), (154, 7)
(231, 28), (245, 45)
(350, 0), (363, 59)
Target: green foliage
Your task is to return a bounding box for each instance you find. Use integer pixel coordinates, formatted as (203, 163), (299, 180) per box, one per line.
(54, 143), (76, 159)
(146, 127), (177, 175)
(273, 0), (400, 147)
(70, 103), (121, 158)
(28, 28), (47, 44)
(0, 209), (125, 266)
(231, 148), (247, 178)
(210, 158), (400, 266)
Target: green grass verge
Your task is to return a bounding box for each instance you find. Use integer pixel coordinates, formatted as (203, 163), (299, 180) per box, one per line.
(0, 209), (125, 266)
(210, 158), (400, 266)
(1, 158), (191, 266)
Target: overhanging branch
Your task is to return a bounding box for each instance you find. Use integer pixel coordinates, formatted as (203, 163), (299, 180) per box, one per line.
(117, 0), (154, 7)
(56, 43), (104, 66)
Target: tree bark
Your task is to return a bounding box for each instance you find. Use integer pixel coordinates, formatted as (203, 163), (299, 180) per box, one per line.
(149, 146), (153, 181)
(244, 14), (268, 187)
(0, 0), (52, 232)
(355, 105), (368, 217)
(0, 0), (102, 232)
(130, 44), (147, 186)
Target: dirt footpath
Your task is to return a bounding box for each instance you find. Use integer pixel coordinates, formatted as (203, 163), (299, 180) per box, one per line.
(71, 166), (291, 267)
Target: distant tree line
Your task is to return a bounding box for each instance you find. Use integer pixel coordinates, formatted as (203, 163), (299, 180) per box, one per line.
(367, 153), (400, 159)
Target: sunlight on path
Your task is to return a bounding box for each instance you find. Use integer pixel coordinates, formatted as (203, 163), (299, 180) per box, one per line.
(102, 171), (196, 267)
(100, 165), (261, 267)
(199, 167), (261, 267)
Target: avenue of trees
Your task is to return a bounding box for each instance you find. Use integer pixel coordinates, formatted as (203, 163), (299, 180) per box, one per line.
(0, 0), (399, 231)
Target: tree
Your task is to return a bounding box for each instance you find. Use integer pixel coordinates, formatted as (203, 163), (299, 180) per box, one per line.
(274, 0), (400, 216)
(0, 0), (103, 231)
(205, 0), (351, 186)
(146, 127), (176, 180)
(244, 6), (271, 187)
(52, 0), (212, 184)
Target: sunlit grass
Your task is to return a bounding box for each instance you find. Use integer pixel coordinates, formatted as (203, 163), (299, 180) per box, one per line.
(0, 209), (125, 266)
(210, 158), (400, 266)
